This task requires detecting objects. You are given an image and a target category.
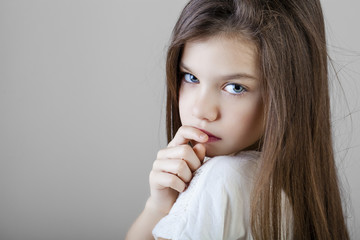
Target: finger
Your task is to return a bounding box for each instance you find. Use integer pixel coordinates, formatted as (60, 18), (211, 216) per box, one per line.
(157, 145), (201, 171)
(152, 158), (193, 183)
(168, 126), (208, 147)
(151, 171), (187, 193)
(193, 143), (206, 163)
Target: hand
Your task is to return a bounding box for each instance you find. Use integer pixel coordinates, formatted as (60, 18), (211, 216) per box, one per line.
(146, 126), (208, 214)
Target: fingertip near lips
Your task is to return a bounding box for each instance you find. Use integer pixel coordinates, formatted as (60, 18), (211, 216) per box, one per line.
(199, 133), (209, 142)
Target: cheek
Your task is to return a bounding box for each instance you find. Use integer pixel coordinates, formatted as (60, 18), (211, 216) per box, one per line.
(246, 101), (264, 136)
(178, 86), (190, 124)
(245, 101), (263, 124)
(227, 99), (264, 137)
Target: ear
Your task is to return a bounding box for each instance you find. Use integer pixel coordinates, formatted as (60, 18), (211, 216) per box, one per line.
(192, 143), (206, 163)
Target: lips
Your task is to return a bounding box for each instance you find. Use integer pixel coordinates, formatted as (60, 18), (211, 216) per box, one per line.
(198, 128), (222, 142)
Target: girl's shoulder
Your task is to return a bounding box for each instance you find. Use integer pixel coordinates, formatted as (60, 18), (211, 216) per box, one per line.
(184, 150), (261, 203)
(152, 151), (261, 239)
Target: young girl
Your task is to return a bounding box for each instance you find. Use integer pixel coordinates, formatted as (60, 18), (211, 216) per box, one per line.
(126, 0), (349, 239)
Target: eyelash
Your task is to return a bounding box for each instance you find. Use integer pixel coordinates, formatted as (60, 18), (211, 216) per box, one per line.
(181, 72), (247, 95)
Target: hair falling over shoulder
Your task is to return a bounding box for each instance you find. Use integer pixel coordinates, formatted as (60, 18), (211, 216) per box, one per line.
(165, 0), (350, 239)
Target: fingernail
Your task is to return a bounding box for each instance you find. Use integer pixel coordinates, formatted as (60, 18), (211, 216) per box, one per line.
(200, 134), (207, 139)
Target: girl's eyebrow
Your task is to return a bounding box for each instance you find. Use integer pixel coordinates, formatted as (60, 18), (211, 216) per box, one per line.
(180, 62), (258, 81)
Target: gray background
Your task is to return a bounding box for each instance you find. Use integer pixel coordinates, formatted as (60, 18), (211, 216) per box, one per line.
(0, 0), (359, 239)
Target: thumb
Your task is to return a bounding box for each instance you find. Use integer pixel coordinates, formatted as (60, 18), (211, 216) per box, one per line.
(193, 143), (206, 163)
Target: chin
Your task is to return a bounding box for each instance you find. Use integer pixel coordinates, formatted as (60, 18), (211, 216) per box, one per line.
(204, 148), (219, 158)
(204, 143), (257, 158)
(204, 146), (234, 158)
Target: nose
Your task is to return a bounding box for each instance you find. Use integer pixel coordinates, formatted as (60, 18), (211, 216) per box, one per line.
(192, 91), (219, 122)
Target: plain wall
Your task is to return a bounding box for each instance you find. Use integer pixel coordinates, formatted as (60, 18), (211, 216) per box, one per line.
(0, 0), (359, 239)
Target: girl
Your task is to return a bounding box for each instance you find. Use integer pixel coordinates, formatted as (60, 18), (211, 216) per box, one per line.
(126, 0), (349, 239)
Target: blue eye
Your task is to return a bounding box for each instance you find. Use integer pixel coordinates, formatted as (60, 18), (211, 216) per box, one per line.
(224, 83), (246, 94)
(183, 73), (199, 83)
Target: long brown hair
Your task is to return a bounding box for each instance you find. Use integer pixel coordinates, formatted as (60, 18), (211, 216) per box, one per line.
(165, 0), (349, 239)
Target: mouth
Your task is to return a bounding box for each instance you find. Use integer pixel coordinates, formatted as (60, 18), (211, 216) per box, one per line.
(197, 128), (222, 142)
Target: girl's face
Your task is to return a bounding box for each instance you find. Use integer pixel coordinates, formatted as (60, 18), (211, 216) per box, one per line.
(179, 35), (264, 157)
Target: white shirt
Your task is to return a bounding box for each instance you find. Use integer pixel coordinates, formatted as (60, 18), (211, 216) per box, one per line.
(152, 150), (261, 240)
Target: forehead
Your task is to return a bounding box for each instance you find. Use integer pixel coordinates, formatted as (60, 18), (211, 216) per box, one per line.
(181, 35), (259, 79)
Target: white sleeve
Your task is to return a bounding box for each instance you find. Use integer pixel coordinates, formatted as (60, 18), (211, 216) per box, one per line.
(153, 156), (252, 240)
